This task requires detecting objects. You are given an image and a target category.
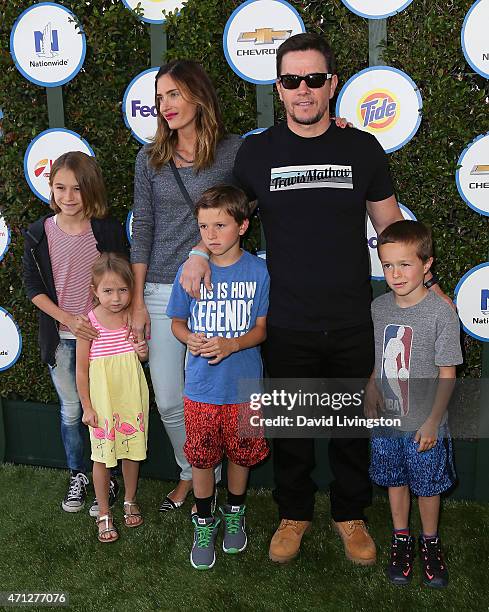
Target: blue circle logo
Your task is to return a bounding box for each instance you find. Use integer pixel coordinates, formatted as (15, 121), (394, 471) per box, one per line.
(0, 308), (23, 372)
(340, 0), (414, 19)
(223, 0), (305, 85)
(24, 129), (95, 203)
(10, 2), (86, 88)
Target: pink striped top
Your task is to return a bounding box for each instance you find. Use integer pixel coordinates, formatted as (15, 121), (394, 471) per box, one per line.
(88, 310), (135, 361)
(45, 216), (99, 332)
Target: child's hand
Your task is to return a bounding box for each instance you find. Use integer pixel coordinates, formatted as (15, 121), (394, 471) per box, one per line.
(187, 332), (206, 356)
(414, 420), (438, 452)
(200, 336), (239, 365)
(82, 408), (98, 428)
(364, 379), (383, 418)
(129, 336), (149, 360)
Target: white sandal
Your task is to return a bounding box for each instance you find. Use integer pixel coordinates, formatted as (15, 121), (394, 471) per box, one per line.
(96, 514), (119, 543)
(123, 501), (144, 528)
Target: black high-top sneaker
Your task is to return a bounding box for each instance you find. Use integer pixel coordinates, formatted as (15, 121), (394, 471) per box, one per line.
(419, 535), (449, 588)
(387, 533), (415, 585)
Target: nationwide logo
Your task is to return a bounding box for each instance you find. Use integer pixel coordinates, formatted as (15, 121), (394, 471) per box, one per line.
(358, 89), (400, 131)
(238, 28), (292, 45)
(30, 23), (68, 68)
(34, 159), (51, 178)
(270, 164), (353, 192)
(480, 289), (489, 316)
(34, 23), (59, 57)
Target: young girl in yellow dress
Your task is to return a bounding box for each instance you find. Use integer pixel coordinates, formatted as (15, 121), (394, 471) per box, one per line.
(76, 253), (149, 542)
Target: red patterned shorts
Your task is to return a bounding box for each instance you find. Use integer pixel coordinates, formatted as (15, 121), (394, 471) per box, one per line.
(183, 397), (269, 469)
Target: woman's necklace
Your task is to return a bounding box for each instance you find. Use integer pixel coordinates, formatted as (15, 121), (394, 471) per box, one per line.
(174, 150), (194, 164)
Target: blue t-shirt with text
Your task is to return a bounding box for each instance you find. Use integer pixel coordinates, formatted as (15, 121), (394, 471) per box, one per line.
(166, 250), (269, 404)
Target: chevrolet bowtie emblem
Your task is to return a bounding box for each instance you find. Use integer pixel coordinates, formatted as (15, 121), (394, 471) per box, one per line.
(238, 28), (292, 45)
(471, 164), (489, 175)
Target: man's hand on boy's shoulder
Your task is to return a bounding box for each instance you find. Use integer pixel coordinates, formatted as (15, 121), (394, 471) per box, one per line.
(200, 335), (239, 365)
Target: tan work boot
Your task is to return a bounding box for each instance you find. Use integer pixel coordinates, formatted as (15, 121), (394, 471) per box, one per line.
(332, 519), (376, 566)
(269, 519), (311, 563)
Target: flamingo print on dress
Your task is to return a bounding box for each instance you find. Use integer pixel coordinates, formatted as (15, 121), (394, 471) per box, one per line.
(105, 418), (115, 452)
(137, 412), (145, 433)
(113, 413), (137, 452)
(92, 425), (106, 457)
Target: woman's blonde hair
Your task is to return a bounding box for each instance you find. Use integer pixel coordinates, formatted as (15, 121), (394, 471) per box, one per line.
(147, 60), (226, 171)
(49, 151), (108, 219)
(91, 253), (134, 304)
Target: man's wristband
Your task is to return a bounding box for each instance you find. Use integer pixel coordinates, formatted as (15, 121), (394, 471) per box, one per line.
(189, 249), (209, 261)
(424, 273), (439, 289)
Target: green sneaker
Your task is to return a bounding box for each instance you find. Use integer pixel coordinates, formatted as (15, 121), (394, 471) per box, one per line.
(190, 515), (220, 570)
(220, 504), (247, 554)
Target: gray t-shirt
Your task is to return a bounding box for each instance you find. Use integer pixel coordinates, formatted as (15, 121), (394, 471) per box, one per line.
(371, 290), (462, 429)
(131, 134), (242, 283)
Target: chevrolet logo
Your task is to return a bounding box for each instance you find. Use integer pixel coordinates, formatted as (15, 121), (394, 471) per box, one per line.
(471, 164), (489, 175)
(238, 28), (292, 45)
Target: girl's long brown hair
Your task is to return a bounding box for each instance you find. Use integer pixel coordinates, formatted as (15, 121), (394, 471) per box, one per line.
(147, 60), (226, 171)
(49, 151), (108, 219)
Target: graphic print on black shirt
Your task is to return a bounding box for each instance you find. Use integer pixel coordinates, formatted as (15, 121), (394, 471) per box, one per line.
(270, 164), (353, 191)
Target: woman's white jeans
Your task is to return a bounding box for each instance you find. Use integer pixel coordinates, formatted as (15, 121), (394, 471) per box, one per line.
(144, 282), (192, 481)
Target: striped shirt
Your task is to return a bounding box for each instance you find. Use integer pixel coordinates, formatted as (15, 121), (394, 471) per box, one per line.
(45, 216), (98, 333)
(88, 310), (135, 361)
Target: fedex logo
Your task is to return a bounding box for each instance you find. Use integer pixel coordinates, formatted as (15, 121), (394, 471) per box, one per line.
(131, 100), (157, 118)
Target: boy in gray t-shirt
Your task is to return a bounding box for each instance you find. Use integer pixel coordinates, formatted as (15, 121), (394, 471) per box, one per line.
(365, 221), (462, 589)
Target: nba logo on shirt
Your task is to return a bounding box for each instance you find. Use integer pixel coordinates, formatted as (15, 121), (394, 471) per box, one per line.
(381, 324), (413, 416)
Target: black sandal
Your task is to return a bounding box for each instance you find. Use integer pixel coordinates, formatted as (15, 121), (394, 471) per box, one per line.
(159, 488), (190, 512)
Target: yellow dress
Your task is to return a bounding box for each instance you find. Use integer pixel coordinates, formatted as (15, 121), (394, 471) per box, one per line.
(88, 310), (149, 468)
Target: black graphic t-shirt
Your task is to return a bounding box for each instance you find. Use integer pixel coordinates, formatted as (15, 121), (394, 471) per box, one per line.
(233, 122), (394, 331)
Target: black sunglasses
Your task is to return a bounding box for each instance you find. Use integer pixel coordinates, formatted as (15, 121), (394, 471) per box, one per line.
(278, 73), (333, 90)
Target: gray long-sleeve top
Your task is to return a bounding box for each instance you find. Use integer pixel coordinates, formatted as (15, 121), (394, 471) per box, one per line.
(131, 134), (242, 284)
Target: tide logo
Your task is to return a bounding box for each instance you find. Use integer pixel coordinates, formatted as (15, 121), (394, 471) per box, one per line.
(34, 159), (52, 178)
(357, 89), (400, 131)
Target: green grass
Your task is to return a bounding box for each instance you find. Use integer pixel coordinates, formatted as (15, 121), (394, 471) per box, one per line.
(1, 464), (488, 612)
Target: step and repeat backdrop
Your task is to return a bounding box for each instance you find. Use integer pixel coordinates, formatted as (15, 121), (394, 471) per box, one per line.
(2, 0), (489, 373)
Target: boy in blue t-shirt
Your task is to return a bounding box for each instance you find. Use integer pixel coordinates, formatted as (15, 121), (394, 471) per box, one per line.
(167, 185), (269, 570)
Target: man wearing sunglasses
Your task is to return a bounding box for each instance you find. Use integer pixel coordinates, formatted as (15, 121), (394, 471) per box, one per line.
(231, 32), (404, 567)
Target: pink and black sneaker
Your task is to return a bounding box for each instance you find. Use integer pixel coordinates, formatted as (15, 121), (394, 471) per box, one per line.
(387, 533), (415, 585)
(419, 535), (449, 589)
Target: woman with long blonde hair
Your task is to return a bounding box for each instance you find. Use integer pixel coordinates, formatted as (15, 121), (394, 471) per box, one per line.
(130, 60), (240, 510)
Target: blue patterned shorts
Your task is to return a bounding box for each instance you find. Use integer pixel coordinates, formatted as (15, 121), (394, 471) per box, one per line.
(369, 426), (455, 496)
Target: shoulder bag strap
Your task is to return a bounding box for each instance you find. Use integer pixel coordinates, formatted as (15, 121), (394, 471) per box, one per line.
(169, 159), (194, 214)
